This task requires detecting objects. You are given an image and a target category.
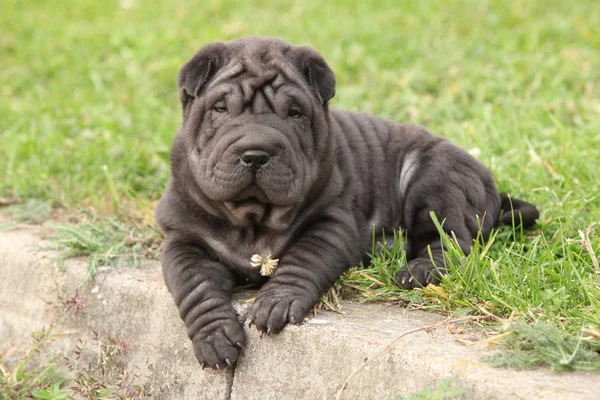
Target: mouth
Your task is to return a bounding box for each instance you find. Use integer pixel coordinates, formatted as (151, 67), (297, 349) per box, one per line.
(219, 183), (271, 225)
(232, 184), (270, 204)
(224, 197), (271, 225)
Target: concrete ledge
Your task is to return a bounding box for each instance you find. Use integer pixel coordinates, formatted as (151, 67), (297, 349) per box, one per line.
(1, 225), (598, 400)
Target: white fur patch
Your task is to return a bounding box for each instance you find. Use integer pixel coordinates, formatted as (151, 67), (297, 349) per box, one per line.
(398, 151), (419, 197)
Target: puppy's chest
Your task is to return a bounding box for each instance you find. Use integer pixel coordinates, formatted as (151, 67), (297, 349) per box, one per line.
(203, 228), (289, 273)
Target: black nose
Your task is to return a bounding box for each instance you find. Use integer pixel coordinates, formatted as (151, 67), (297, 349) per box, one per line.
(240, 150), (270, 170)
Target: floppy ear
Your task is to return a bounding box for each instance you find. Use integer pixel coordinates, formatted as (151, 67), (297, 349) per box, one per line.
(294, 46), (336, 105)
(178, 42), (229, 113)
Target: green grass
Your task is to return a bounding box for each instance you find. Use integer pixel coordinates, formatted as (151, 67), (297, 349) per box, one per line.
(394, 379), (468, 400)
(1, 0), (599, 371)
(336, 214), (600, 370)
(45, 213), (160, 281)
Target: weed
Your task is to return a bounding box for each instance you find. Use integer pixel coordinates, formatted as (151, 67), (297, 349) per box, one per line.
(45, 214), (160, 281)
(66, 332), (149, 399)
(2, 200), (52, 224)
(0, 326), (69, 400)
(394, 379), (468, 400)
(486, 320), (600, 372)
(58, 291), (86, 315)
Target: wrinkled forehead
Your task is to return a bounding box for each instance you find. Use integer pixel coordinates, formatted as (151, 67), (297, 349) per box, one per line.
(205, 51), (312, 112)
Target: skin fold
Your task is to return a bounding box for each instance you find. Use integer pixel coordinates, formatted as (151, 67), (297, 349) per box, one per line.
(155, 37), (539, 369)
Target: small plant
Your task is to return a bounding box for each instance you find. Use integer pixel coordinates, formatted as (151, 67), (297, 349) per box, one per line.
(394, 379), (468, 400)
(66, 331), (149, 399)
(30, 383), (68, 400)
(0, 325), (69, 400)
(486, 320), (600, 372)
(2, 199), (52, 224)
(45, 214), (160, 281)
(59, 291), (86, 314)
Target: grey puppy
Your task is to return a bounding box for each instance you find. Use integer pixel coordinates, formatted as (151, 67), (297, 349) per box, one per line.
(155, 37), (538, 369)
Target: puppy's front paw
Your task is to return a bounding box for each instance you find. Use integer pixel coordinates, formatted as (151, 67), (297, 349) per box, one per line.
(396, 258), (446, 289)
(192, 317), (246, 370)
(250, 289), (314, 334)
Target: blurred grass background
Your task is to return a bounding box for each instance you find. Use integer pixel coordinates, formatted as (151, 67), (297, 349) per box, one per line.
(1, 0), (599, 349)
(2, 0), (599, 224)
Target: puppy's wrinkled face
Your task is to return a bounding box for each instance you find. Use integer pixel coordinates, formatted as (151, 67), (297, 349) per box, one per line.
(194, 69), (317, 207)
(177, 38), (335, 227)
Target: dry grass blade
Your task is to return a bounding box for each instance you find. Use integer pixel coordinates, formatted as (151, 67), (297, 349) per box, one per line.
(0, 198), (21, 206)
(335, 315), (488, 400)
(578, 225), (599, 279)
(582, 327), (600, 340)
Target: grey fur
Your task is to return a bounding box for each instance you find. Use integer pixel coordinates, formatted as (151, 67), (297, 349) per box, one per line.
(155, 37), (539, 369)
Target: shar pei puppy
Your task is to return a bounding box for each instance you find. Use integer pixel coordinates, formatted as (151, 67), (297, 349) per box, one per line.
(155, 37), (539, 369)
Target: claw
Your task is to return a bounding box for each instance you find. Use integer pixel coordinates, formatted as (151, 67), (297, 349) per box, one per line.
(290, 315), (297, 324)
(408, 276), (413, 283)
(259, 331), (264, 339)
(236, 341), (245, 349)
(401, 277), (407, 285)
(248, 319), (254, 328)
(426, 275), (432, 284)
(201, 362), (206, 370)
(267, 327), (272, 335)
(225, 358), (232, 367)
(215, 363), (220, 370)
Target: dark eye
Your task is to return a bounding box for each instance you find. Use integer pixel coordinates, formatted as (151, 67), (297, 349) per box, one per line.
(288, 107), (303, 119)
(213, 103), (227, 113)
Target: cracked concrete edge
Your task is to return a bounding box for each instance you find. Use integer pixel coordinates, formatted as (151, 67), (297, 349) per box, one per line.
(1, 225), (599, 400)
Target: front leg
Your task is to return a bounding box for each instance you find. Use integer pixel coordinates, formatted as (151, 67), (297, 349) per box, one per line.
(162, 237), (245, 369)
(250, 214), (360, 334)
